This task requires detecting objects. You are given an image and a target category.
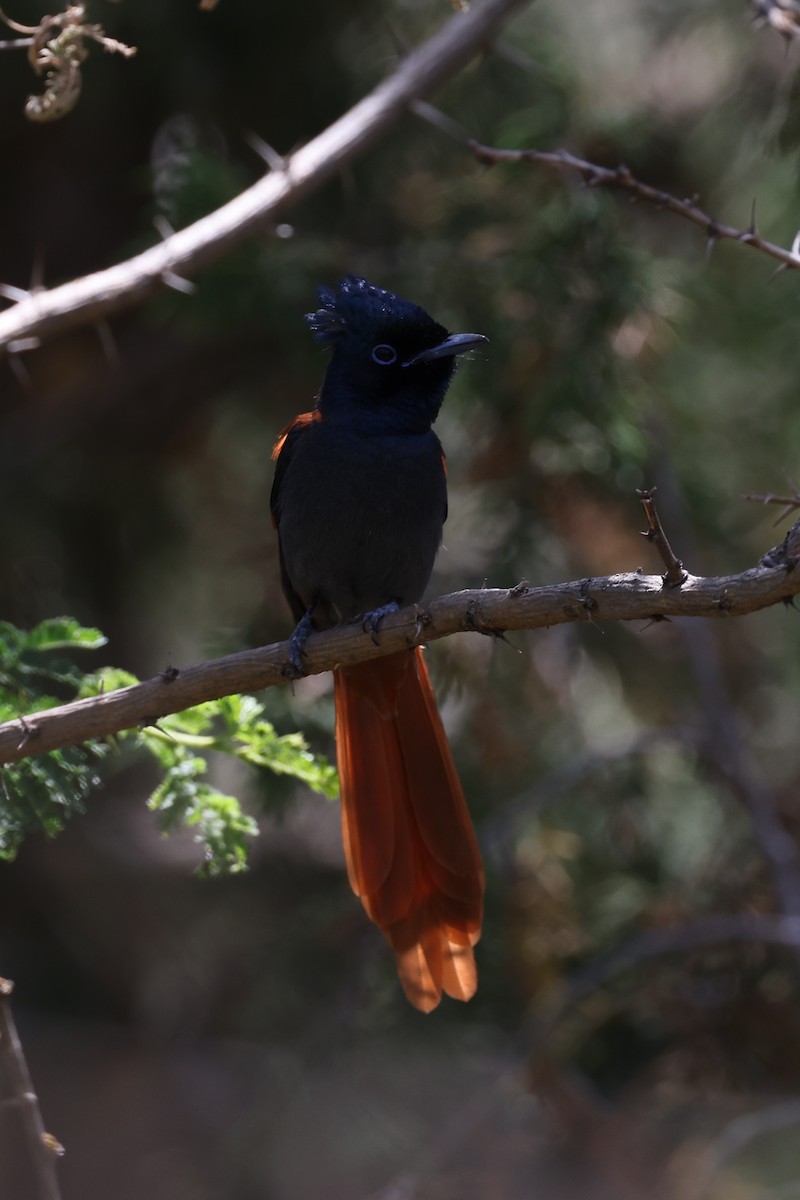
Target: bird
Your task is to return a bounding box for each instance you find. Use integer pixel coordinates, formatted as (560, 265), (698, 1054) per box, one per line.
(270, 275), (487, 1012)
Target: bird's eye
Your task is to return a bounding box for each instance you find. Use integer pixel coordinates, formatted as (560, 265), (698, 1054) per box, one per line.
(371, 343), (397, 366)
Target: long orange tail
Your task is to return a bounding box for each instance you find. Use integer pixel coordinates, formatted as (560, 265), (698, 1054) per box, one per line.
(334, 648), (484, 1012)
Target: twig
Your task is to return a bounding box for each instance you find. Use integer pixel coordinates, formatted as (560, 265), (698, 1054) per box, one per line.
(0, 0), (532, 354)
(637, 487), (688, 586)
(0, 514), (799, 765)
(692, 1096), (800, 1199)
(744, 488), (800, 525)
(468, 141), (800, 274)
(529, 914), (800, 1047)
(0, 978), (63, 1200)
(649, 457), (800, 952)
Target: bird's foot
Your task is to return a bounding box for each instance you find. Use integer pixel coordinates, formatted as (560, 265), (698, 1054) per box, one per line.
(286, 607), (316, 676)
(362, 601), (400, 646)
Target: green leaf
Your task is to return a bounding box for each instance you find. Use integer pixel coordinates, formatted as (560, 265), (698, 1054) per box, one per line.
(0, 619), (336, 873)
(23, 617), (108, 653)
(146, 752), (258, 874)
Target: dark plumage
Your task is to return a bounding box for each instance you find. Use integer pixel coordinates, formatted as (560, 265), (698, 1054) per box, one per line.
(271, 276), (487, 1011)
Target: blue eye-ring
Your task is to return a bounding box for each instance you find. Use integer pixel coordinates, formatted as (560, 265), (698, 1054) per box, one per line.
(371, 344), (397, 365)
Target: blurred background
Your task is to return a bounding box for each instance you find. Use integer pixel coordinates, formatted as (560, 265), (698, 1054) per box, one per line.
(3, 0), (800, 1196)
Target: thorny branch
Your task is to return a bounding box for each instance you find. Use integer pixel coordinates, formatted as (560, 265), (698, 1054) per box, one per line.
(0, 512), (798, 766)
(0, 0), (531, 354)
(468, 141), (800, 275)
(744, 485), (800, 525)
(637, 488), (687, 586)
(0, 978), (63, 1200)
(1, 3), (794, 349)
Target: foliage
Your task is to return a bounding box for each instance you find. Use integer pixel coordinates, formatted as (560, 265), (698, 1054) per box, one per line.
(0, 617), (108, 858)
(0, 623), (337, 870)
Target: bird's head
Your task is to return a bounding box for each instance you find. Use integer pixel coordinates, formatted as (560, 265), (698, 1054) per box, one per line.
(306, 275), (487, 432)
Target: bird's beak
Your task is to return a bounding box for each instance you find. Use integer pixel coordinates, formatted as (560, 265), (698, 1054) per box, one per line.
(402, 333), (488, 367)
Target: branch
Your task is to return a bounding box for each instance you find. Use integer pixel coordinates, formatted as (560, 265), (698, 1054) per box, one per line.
(638, 487), (687, 586)
(0, 0), (531, 354)
(528, 913), (800, 1048)
(751, 0), (800, 43)
(469, 141), (800, 274)
(1, 516), (799, 765)
(0, 978), (63, 1200)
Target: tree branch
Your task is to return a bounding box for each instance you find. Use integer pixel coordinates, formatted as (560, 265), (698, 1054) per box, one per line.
(469, 141), (800, 275)
(1, 516), (799, 766)
(528, 913), (800, 1050)
(0, 978), (63, 1200)
(0, 0), (531, 355)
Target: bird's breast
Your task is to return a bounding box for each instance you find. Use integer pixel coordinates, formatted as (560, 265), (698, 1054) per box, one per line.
(276, 422), (447, 624)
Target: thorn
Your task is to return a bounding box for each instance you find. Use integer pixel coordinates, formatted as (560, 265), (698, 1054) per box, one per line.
(16, 715), (40, 750)
(94, 320), (119, 370)
(153, 214), (175, 241)
(30, 244), (45, 293)
(0, 283), (29, 302)
(491, 38), (541, 76)
(8, 353), (33, 391)
(138, 717), (173, 737)
(490, 629), (521, 652)
(411, 604), (432, 643)
(380, 16), (412, 58)
(7, 336), (40, 354)
(639, 615), (671, 631)
(767, 261), (790, 283)
(161, 271), (197, 295)
(245, 132), (286, 172)
(408, 98), (471, 144)
(791, 229), (800, 258)
(706, 233), (718, 261)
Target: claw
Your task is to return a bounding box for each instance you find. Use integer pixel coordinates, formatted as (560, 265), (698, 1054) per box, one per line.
(362, 601), (400, 645)
(287, 606), (316, 675)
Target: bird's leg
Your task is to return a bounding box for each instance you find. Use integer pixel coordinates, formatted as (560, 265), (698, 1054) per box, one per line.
(287, 603), (317, 675)
(362, 600), (400, 646)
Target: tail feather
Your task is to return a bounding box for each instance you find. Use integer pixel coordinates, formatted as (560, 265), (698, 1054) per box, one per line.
(334, 648), (484, 1012)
